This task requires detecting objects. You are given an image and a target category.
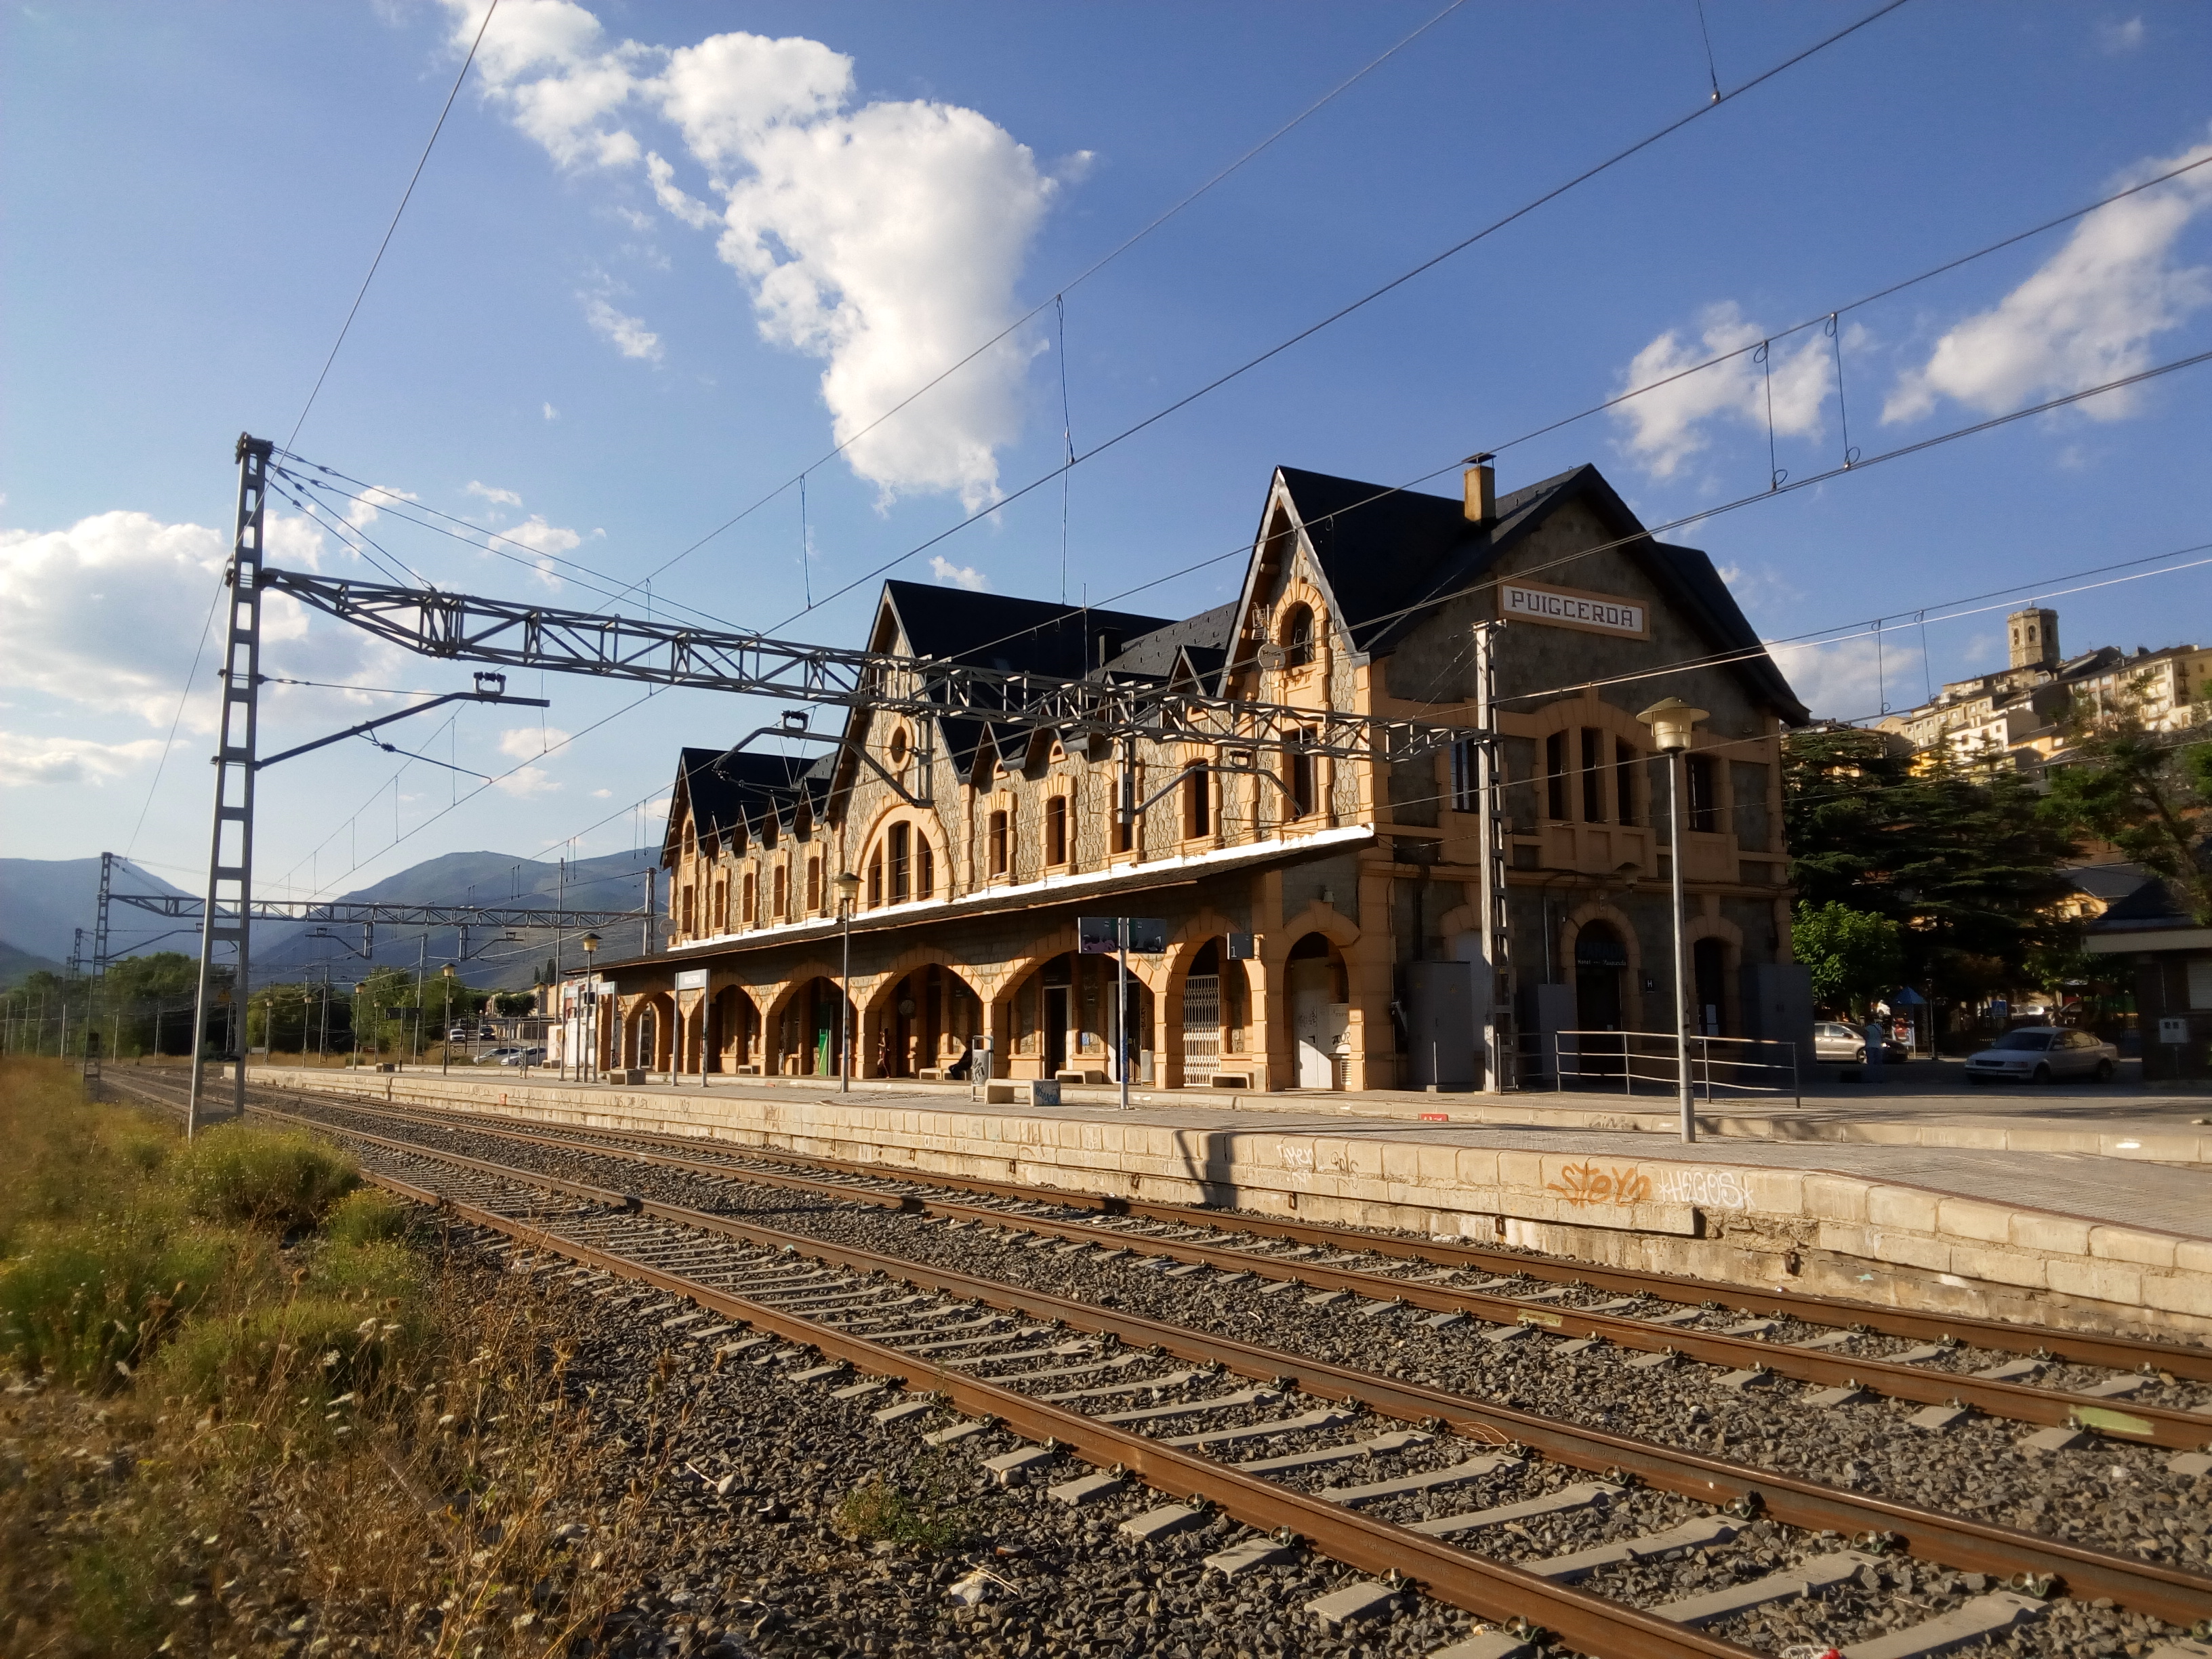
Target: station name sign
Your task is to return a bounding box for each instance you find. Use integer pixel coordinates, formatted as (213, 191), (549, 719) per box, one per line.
(1500, 579), (1649, 639)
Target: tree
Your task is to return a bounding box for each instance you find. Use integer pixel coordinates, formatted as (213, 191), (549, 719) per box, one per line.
(1793, 903), (1903, 1018)
(1784, 727), (2077, 1008)
(2040, 681), (2212, 923)
(493, 991), (538, 1017)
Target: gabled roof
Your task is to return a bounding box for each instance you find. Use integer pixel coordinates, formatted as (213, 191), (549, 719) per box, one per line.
(1101, 602), (1238, 691)
(879, 581), (1172, 676)
(1248, 464), (1809, 722)
(661, 746), (826, 866)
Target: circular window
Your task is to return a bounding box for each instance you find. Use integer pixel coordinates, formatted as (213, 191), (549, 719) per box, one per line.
(888, 727), (910, 769)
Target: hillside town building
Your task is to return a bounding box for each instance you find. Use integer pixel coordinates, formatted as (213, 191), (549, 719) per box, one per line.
(1877, 606), (2207, 769)
(583, 459), (1812, 1092)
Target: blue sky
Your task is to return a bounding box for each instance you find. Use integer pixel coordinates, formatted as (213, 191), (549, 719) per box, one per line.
(4, 0), (2209, 901)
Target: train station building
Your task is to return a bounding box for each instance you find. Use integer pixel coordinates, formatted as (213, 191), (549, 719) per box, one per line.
(586, 458), (1811, 1092)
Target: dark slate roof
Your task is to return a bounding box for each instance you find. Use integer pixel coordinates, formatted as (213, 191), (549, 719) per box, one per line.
(1102, 602), (1238, 686)
(1267, 464), (1809, 722)
(2064, 862), (2155, 906)
(665, 746), (826, 859)
(2091, 876), (2194, 930)
(880, 581), (1172, 677)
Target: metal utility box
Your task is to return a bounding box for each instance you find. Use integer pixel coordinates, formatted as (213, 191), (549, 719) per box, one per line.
(1405, 960), (1477, 1091)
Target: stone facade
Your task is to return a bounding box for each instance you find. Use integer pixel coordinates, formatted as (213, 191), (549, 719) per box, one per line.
(593, 461), (1809, 1094)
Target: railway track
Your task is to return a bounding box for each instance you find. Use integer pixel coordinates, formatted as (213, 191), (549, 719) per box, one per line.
(258, 1086), (2212, 1448)
(107, 1072), (2212, 1659)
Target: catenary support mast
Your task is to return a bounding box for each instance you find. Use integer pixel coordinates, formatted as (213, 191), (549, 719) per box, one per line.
(188, 434), (274, 1136)
(1471, 623), (1515, 1092)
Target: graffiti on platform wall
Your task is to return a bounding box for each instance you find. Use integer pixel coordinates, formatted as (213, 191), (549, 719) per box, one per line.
(1545, 1162), (1653, 1208)
(1546, 1161), (1755, 1212)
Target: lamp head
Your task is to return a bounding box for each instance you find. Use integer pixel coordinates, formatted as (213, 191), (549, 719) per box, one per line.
(835, 870), (863, 902)
(1636, 697), (1709, 753)
(580, 931), (602, 954)
(440, 963), (455, 981)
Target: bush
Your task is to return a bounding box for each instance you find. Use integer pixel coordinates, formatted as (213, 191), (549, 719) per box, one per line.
(832, 1464), (970, 1553)
(156, 1294), (407, 1403)
(174, 1124), (359, 1233)
(323, 1187), (413, 1248)
(0, 1221), (249, 1389)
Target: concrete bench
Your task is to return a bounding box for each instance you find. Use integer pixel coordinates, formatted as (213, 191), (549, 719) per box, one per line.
(986, 1080), (1063, 1107)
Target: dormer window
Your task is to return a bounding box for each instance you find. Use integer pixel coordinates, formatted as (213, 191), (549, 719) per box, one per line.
(1281, 603), (1315, 670)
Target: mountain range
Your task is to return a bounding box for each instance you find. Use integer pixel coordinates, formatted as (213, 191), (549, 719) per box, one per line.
(0, 849), (659, 991)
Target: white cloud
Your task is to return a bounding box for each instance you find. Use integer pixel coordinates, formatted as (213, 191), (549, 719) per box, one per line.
(0, 731), (165, 787)
(499, 724), (575, 760)
(467, 480), (525, 508)
(449, 3), (1059, 512)
(543, 402), (560, 421)
(0, 506), (424, 742)
(1610, 302), (1833, 480)
(1884, 134), (2212, 425)
(342, 483), (418, 531)
(487, 515), (582, 588)
(928, 555), (989, 592)
(2099, 16), (2145, 53)
(582, 294), (663, 361)
(1774, 632), (1928, 723)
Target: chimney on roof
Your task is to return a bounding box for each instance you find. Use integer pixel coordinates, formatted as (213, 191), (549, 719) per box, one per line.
(1463, 454), (1496, 527)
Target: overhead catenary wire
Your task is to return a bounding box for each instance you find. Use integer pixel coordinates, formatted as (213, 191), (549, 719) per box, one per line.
(285, 0), (500, 451)
(611, 0), (1479, 609)
(798, 145), (2212, 683)
(772, 0), (1912, 631)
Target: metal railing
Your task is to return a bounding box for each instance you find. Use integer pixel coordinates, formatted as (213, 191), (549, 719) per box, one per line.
(1539, 1029), (1801, 1106)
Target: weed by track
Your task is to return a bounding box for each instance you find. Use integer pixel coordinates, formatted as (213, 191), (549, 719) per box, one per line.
(0, 1059), (665, 1658)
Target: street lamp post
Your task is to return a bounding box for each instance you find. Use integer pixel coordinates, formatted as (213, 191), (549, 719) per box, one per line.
(1637, 697), (1708, 1145)
(835, 872), (863, 1093)
(579, 933), (601, 1083)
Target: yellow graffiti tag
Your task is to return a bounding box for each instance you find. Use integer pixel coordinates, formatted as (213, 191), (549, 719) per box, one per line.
(1545, 1160), (1654, 1208)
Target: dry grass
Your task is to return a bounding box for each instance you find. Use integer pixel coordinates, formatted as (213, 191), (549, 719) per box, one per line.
(0, 1059), (663, 1658)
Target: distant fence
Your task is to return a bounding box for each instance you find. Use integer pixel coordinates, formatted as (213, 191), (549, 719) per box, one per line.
(1536, 1030), (1801, 1105)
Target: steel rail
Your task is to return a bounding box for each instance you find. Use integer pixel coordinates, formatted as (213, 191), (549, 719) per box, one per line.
(358, 1166), (1759, 1659)
(312, 1080), (2212, 1385)
(224, 1093), (2212, 1630)
(285, 1092), (2212, 1450)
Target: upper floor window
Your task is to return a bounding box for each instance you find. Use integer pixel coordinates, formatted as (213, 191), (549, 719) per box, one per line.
(1114, 773), (1134, 854)
(867, 843), (884, 907)
(1184, 768), (1210, 839)
(1286, 730), (1317, 819)
(1581, 729), (1605, 823)
(1281, 604), (1315, 670)
(1046, 796), (1069, 866)
(743, 870), (756, 926)
(680, 885), (695, 936)
(1615, 740), (1639, 828)
(916, 836), (935, 899)
(1450, 738), (1479, 814)
(713, 879), (727, 933)
(806, 856), (821, 914)
(888, 822), (912, 903)
(1687, 754), (1720, 834)
(1545, 731), (1569, 821)
(988, 810), (1010, 877)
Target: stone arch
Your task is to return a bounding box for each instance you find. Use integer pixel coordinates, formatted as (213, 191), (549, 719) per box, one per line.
(860, 950), (988, 1080)
(1561, 902), (1643, 1029)
(1685, 912), (1746, 1038)
(626, 991), (674, 1071)
(1158, 913), (1251, 1088)
(708, 982), (761, 1072)
(1281, 929), (1353, 1090)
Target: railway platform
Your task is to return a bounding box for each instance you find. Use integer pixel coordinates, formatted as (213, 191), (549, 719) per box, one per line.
(236, 1062), (2212, 1346)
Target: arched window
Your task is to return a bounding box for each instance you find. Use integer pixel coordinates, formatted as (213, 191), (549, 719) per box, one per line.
(680, 885), (695, 937)
(916, 836), (935, 899)
(743, 870), (756, 926)
(1046, 796), (1069, 865)
(867, 842), (884, 907)
(1281, 603), (1315, 670)
(773, 864), (787, 921)
(888, 822), (912, 903)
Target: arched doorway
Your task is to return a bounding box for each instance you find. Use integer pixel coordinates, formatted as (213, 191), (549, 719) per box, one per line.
(1574, 922), (1627, 1031)
(1006, 952), (1147, 1082)
(710, 985), (756, 1072)
(634, 1002), (661, 1071)
(1286, 933), (1348, 1090)
(1694, 937), (1729, 1037)
(874, 964), (984, 1078)
(1179, 940), (1251, 1084)
(778, 978), (853, 1076)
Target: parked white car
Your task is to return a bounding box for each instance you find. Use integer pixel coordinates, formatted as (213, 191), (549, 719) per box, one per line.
(476, 1046), (525, 1065)
(1964, 1027), (2119, 1085)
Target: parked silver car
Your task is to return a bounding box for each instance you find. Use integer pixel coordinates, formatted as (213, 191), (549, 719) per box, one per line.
(1812, 1021), (1908, 1064)
(1964, 1026), (2118, 1084)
